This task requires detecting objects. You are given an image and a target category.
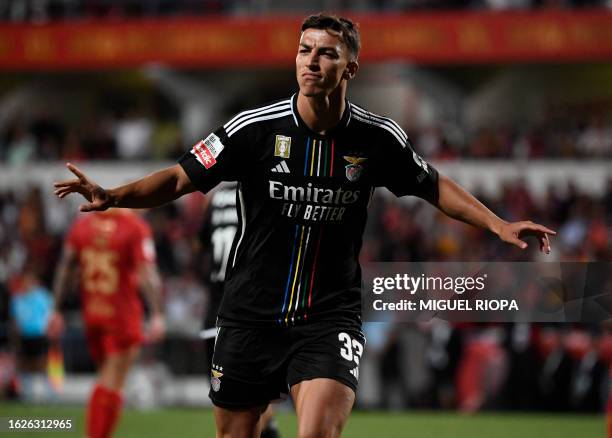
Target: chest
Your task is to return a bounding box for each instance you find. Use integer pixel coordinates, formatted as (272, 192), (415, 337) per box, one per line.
(255, 132), (374, 185)
(243, 131), (375, 225)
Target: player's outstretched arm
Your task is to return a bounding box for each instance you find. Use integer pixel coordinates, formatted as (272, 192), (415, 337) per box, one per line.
(54, 162), (195, 211)
(47, 246), (77, 339)
(432, 174), (556, 253)
(139, 262), (165, 342)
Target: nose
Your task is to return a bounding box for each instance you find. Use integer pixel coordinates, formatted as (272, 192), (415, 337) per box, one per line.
(306, 50), (319, 70)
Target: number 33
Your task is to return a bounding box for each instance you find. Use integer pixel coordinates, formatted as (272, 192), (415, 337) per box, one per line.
(338, 332), (363, 364)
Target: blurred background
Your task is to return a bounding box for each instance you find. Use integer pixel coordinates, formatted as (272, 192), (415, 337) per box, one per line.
(0, 1), (611, 436)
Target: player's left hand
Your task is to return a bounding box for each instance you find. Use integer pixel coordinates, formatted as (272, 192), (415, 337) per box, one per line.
(148, 313), (166, 343)
(497, 221), (556, 254)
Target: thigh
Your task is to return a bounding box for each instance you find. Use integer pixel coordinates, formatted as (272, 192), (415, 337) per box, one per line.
(291, 378), (355, 438)
(98, 345), (141, 391)
(103, 330), (143, 358)
(86, 325), (142, 366)
(209, 326), (289, 410)
(85, 327), (104, 365)
(288, 323), (365, 393)
(214, 405), (266, 438)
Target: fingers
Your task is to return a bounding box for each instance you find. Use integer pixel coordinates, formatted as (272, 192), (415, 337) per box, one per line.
(79, 199), (109, 212)
(54, 178), (80, 189)
(519, 222), (557, 236)
(80, 202), (103, 212)
(53, 180), (81, 198)
(541, 233), (551, 254)
(79, 203), (95, 212)
(507, 236), (528, 250)
(538, 234), (550, 254)
(54, 164), (97, 202)
(508, 221), (554, 253)
(66, 162), (88, 181)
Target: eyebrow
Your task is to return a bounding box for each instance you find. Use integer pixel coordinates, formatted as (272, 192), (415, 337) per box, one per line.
(299, 43), (339, 53)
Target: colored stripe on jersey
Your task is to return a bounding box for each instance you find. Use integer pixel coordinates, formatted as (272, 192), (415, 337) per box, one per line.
(178, 94), (439, 328)
(280, 137), (338, 325)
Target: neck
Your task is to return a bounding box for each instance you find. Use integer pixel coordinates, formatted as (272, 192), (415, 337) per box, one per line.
(297, 87), (346, 135)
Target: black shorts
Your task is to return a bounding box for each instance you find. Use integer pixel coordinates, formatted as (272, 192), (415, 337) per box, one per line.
(19, 336), (49, 359)
(203, 283), (224, 377)
(209, 320), (365, 409)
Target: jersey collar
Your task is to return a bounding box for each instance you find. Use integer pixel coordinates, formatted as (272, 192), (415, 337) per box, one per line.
(290, 93), (352, 138)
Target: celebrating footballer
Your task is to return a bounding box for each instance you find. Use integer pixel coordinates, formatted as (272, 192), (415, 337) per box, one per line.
(54, 13), (555, 438)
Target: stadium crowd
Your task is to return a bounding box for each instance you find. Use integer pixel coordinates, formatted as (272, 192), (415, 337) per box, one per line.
(2, 105), (612, 163)
(0, 169), (610, 410)
(0, 0), (611, 22)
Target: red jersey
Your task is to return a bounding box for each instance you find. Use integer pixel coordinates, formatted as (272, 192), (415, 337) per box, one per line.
(66, 210), (156, 334)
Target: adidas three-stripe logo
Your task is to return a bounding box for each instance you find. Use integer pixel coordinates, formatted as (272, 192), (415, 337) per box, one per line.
(223, 99), (293, 138)
(350, 103), (408, 148)
(271, 161), (291, 173)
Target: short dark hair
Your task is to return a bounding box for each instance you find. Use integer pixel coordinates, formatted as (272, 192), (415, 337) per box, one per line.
(301, 13), (360, 61)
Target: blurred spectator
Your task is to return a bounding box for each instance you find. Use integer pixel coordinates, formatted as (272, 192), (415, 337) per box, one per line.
(4, 120), (37, 165)
(114, 110), (154, 160)
(577, 116), (612, 157)
(9, 264), (53, 401)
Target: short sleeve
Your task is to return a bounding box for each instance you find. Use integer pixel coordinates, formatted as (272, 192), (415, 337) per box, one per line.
(178, 124), (246, 194)
(375, 134), (439, 201)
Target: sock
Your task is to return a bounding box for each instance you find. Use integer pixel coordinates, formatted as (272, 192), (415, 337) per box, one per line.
(86, 384), (123, 438)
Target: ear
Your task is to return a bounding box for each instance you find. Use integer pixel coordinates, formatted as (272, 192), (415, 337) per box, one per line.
(343, 61), (359, 80)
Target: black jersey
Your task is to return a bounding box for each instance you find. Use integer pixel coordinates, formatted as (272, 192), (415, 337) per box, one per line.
(199, 182), (239, 285)
(179, 94), (438, 328)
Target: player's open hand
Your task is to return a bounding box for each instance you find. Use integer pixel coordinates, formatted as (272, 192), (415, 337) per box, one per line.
(497, 221), (556, 254)
(148, 313), (166, 343)
(54, 163), (112, 212)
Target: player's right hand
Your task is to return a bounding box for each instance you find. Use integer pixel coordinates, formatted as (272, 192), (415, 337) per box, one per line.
(54, 163), (112, 212)
(46, 311), (65, 340)
(148, 313), (166, 343)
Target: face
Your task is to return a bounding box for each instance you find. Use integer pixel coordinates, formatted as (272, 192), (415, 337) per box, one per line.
(296, 28), (358, 98)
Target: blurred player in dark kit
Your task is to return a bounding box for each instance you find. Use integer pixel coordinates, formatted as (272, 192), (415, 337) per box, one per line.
(199, 182), (280, 438)
(48, 210), (165, 438)
(53, 13), (555, 438)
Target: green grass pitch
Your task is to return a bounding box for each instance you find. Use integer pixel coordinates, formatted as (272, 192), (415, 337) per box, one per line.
(0, 403), (604, 437)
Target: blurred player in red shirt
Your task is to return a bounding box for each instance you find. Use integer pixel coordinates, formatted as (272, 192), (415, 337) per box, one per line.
(48, 210), (165, 438)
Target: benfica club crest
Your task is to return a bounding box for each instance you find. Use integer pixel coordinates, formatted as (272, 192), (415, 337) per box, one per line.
(211, 367), (223, 392)
(343, 156), (367, 182)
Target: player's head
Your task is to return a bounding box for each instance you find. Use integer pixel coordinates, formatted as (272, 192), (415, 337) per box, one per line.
(296, 13), (360, 98)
